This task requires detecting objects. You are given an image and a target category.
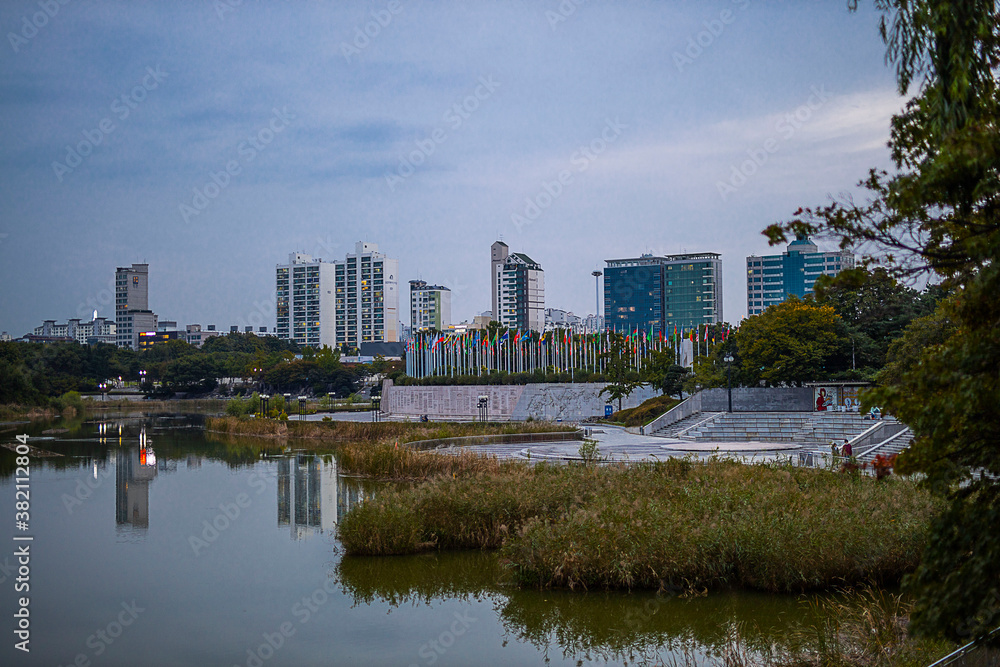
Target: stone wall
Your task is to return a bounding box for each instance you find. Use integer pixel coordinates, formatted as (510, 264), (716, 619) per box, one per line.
(700, 387), (814, 412)
(381, 380), (659, 421)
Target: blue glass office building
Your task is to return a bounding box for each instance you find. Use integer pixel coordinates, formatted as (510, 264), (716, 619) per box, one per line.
(604, 252), (723, 335)
(746, 236), (854, 316)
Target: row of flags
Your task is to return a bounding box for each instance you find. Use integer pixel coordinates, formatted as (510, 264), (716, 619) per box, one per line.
(404, 323), (736, 378)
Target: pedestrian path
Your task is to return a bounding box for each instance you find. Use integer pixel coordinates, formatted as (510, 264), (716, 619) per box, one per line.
(444, 424), (824, 465)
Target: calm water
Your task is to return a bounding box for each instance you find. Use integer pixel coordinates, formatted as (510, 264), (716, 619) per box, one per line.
(1, 414), (823, 666)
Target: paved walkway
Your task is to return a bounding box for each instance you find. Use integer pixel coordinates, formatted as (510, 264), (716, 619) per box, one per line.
(444, 424), (830, 465)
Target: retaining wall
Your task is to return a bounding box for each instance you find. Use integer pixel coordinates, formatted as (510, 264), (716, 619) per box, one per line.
(700, 387), (813, 412)
(381, 380), (659, 421)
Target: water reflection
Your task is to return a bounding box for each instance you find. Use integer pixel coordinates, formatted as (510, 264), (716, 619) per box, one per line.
(277, 454), (374, 540)
(337, 550), (824, 665)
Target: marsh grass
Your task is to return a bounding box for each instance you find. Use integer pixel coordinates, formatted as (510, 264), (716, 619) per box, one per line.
(339, 458), (940, 595)
(762, 587), (956, 667)
(205, 416), (572, 444)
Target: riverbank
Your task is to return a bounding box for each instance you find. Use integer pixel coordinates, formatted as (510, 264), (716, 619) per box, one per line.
(205, 415), (575, 443)
(339, 456), (939, 595)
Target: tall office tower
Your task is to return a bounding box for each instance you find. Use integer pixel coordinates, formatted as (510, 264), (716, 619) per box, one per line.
(604, 252), (723, 335)
(746, 235), (855, 316)
(409, 280), (452, 332)
(115, 263), (157, 349)
(275, 252), (337, 349)
(490, 241), (545, 331)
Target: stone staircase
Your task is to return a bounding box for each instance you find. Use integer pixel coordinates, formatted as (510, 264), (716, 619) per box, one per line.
(856, 428), (913, 464)
(679, 412), (815, 442)
(651, 411), (723, 437)
(794, 413), (875, 443)
(650, 410), (886, 444)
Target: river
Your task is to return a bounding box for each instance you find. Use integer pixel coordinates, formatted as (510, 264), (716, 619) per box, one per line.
(0, 412), (828, 666)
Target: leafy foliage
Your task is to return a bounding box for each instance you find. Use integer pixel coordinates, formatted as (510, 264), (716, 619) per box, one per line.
(767, 1), (1000, 643)
(734, 297), (847, 387)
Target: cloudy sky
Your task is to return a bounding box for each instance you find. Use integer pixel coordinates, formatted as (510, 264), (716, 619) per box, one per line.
(0, 0), (903, 338)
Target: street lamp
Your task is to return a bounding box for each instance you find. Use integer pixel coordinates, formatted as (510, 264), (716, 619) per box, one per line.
(724, 353), (734, 413)
(139, 369), (146, 390)
(99, 382), (107, 402)
(371, 395), (381, 422)
(477, 395), (489, 423)
(591, 271), (602, 333)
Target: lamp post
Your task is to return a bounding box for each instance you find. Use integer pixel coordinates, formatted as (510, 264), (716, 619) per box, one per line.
(139, 369), (146, 391)
(724, 353), (734, 413)
(99, 382), (107, 402)
(591, 271), (602, 333)
(477, 395), (489, 423)
(371, 396), (381, 423)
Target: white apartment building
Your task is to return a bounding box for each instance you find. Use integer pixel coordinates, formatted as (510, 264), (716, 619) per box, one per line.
(277, 242), (399, 350)
(276, 252), (337, 349)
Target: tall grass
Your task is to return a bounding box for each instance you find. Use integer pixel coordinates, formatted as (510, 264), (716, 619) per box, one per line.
(334, 441), (514, 480)
(204, 416), (573, 443)
(339, 458), (940, 594)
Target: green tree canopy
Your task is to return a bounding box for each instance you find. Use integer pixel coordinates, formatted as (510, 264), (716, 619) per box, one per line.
(734, 297), (846, 387)
(767, 0), (1000, 643)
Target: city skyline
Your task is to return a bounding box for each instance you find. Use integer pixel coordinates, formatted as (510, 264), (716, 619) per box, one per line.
(0, 2), (901, 338)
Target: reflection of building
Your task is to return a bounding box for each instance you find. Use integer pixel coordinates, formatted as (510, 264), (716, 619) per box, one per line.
(276, 454), (369, 540)
(115, 441), (157, 530)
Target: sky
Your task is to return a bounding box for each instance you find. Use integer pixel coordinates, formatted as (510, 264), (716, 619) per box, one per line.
(0, 0), (905, 338)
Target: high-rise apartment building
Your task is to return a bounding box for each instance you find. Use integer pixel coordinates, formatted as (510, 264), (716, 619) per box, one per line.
(746, 236), (855, 316)
(604, 252), (723, 335)
(276, 252), (337, 349)
(409, 280), (451, 332)
(276, 242), (399, 350)
(116, 263), (157, 349)
(490, 241), (545, 332)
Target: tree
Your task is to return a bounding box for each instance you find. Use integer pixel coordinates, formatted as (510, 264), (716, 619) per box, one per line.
(766, 1), (1000, 643)
(644, 350), (690, 399)
(814, 267), (940, 367)
(735, 297), (846, 387)
(598, 333), (642, 412)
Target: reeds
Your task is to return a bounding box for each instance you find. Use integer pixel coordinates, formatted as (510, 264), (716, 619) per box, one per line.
(339, 458), (940, 594)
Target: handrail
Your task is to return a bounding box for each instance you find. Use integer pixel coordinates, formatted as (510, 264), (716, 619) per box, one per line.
(637, 393), (701, 434)
(858, 426), (910, 460)
(925, 627), (999, 667)
(675, 411), (723, 438)
(846, 420), (885, 449)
